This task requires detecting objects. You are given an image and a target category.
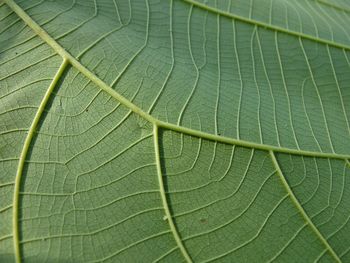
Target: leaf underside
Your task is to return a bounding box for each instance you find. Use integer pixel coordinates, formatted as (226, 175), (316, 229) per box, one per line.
(0, 0), (350, 262)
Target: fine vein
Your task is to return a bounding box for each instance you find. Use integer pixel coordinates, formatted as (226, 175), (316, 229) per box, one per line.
(153, 124), (193, 263)
(315, 0), (350, 13)
(12, 58), (68, 263)
(269, 150), (341, 263)
(183, 0), (350, 51)
(5, 0), (350, 161)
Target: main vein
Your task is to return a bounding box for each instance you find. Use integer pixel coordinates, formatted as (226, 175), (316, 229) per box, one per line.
(269, 150), (341, 262)
(153, 124), (193, 263)
(12, 59), (68, 263)
(5, 0), (350, 161)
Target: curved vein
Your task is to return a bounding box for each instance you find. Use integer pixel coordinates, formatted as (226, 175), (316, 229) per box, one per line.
(182, 0), (350, 51)
(157, 121), (350, 159)
(4, 0), (349, 162)
(315, 0), (350, 13)
(269, 150), (341, 262)
(12, 58), (68, 263)
(153, 124), (192, 263)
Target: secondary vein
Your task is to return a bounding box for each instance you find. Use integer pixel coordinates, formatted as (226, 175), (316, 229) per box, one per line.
(269, 150), (341, 263)
(5, 0), (349, 163)
(153, 124), (193, 263)
(182, 0), (350, 51)
(12, 58), (68, 263)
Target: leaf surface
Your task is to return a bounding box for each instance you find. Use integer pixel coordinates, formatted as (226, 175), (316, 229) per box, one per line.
(0, 0), (349, 262)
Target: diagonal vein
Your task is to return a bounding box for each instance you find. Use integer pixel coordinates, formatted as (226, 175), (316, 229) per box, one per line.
(269, 150), (341, 263)
(12, 58), (68, 263)
(4, 1), (350, 261)
(182, 0), (350, 51)
(153, 124), (193, 263)
(3, 0), (155, 123)
(315, 0), (350, 13)
(4, 0), (350, 161)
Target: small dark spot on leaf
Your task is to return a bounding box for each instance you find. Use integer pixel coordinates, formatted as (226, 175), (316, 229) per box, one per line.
(200, 218), (207, 224)
(85, 108), (89, 112)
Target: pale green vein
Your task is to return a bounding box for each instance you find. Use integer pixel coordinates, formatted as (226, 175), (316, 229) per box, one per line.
(3, 1), (350, 261)
(95, 230), (172, 263)
(0, 181), (14, 188)
(314, 249), (329, 263)
(182, 0), (350, 51)
(3, 0), (154, 122)
(157, 121), (350, 160)
(21, 207), (163, 243)
(346, 159), (350, 168)
(316, 0), (350, 13)
(5, 0), (350, 162)
(267, 223), (308, 262)
(201, 194), (289, 263)
(0, 234), (12, 242)
(152, 246), (178, 263)
(0, 204), (12, 213)
(12, 58), (68, 263)
(269, 150), (341, 263)
(153, 124), (192, 263)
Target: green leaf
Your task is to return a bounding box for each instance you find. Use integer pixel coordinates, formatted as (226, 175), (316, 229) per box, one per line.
(1, 0), (350, 262)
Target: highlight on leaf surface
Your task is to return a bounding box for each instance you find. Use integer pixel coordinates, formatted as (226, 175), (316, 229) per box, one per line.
(0, 0), (349, 262)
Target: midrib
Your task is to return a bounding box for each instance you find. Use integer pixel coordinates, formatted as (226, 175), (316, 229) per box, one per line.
(3, 1), (348, 262)
(4, 0), (350, 162)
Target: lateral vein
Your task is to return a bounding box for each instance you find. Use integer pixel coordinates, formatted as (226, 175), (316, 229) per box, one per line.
(153, 124), (193, 263)
(269, 150), (341, 263)
(12, 58), (68, 263)
(156, 121), (350, 160)
(5, 0), (349, 162)
(182, 0), (350, 51)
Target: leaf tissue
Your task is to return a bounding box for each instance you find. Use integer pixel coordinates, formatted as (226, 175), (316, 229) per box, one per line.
(0, 0), (350, 262)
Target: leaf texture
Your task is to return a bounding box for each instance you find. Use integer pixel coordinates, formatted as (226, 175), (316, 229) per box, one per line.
(0, 0), (349, 262)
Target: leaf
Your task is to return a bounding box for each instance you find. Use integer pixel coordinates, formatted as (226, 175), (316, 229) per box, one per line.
(0, 0), (349, 262)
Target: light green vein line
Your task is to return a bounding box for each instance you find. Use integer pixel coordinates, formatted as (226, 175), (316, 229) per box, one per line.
(0, 234), (13, 242)
(0, 204), (13, 213)
(4, 0), (154, 123)
(346, 159), (350, 168)
(153, 124), (192, 263)
(12, 58), (68, 263)
(157, 121), (350, 160)
(152, 246), (178, 263)
(6, 0), (350, 161)
(315, 0), (350, 13)
(0, 181), (14, 188)
(269, 150), (341, 263)
(182, 0), (350, 51)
